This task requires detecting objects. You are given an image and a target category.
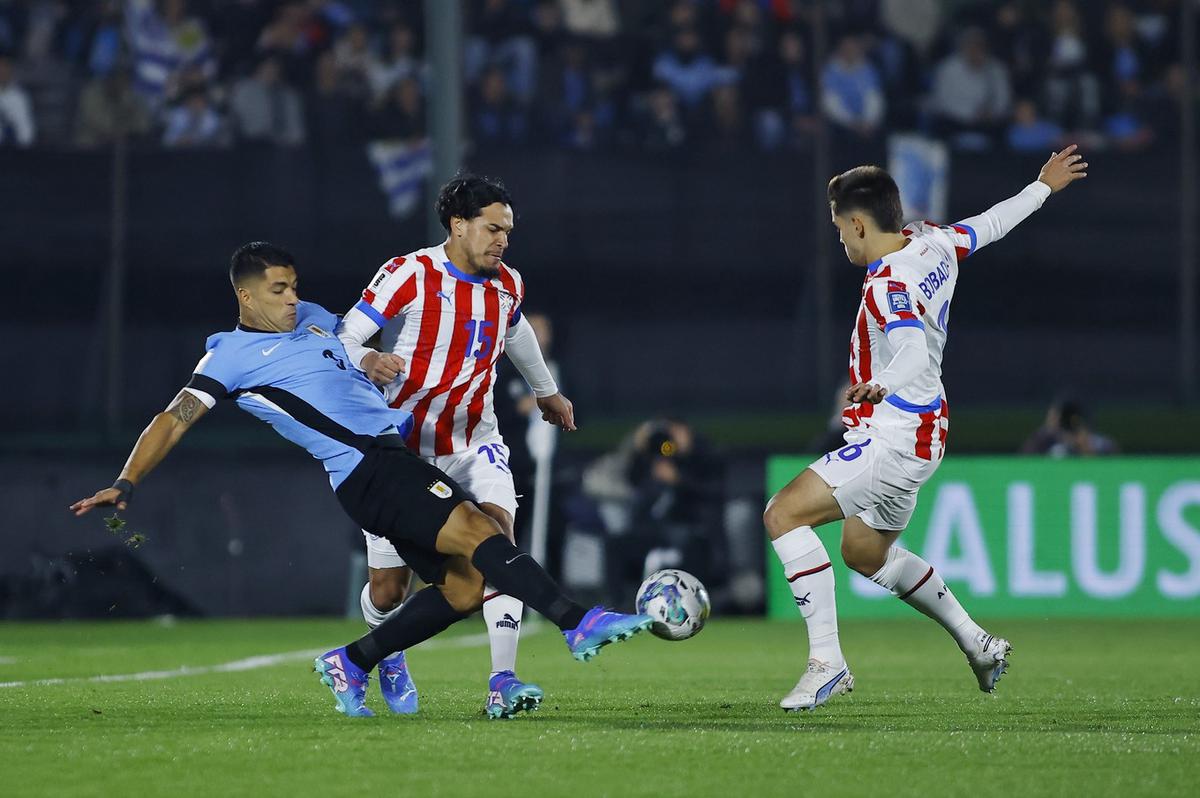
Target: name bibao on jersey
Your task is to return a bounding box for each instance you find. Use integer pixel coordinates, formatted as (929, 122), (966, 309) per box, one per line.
(843, 220), (978, 461)
(353, 244), (525, 456)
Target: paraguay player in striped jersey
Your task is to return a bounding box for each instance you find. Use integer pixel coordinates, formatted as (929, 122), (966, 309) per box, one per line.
(764, 147), (1089, 710)
(70, 242), (654, 719)
(336, 174), (576, 719)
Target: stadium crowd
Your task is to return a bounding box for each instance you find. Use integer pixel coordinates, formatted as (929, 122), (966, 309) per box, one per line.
(0, 0), (1194, 153)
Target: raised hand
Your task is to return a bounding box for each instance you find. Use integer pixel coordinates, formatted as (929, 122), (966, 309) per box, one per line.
(1038, 144), (1089, 193)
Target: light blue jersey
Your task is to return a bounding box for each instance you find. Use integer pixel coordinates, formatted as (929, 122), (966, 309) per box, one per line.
(183, 301), (414, 489)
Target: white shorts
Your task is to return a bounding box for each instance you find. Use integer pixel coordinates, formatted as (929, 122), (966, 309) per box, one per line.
(806, 430), (941, 532)
(363, 438), (519, 569)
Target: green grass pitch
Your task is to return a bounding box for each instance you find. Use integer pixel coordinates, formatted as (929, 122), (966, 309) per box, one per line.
(1, 617), (1197, 797)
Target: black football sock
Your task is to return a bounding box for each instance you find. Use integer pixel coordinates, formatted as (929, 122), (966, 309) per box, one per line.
(470, 535), (588, 631)
(345, 586), (466, 671)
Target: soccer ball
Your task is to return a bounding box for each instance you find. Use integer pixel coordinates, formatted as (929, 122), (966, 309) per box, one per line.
(635, 569), (710, 641)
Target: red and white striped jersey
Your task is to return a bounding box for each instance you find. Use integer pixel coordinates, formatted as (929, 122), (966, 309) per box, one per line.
(843, 220), (978, 461)
(351, 244), (525, 456)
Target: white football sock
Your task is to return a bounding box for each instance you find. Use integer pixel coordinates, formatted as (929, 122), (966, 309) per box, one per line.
(481, 587), (523, 675)
(869, 547), (984, 652)
(771, 526), (844, 667)
(360, 582), (402, 629)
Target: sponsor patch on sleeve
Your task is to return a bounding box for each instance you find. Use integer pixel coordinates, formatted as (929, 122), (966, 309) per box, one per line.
(887, 291), (912, 313)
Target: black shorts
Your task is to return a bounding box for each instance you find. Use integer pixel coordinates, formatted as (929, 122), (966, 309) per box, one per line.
(335, 442), (473, 585)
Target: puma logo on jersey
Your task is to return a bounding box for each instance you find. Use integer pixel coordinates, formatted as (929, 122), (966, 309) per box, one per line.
(437, 290), (453, 306)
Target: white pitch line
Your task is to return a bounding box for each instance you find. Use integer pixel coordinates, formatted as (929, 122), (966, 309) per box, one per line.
(0, 630), (494, 689)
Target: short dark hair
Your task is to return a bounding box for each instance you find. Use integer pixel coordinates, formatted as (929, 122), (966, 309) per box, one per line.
(827, 165), (904, 233)
(435, 172), (513, 231)
(230, 241), (295, 286)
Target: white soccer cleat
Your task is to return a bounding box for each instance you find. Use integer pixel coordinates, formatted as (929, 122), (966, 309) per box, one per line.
(966, 633), (1012, 693)
(779, 659), (854, 711)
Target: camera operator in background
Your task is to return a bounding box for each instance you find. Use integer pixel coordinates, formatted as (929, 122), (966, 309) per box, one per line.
(581, 418), (725, 610)
(1021, 398), (1119, 457)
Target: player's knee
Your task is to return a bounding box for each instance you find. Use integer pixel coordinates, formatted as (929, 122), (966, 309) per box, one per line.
(439, 578), (484, 614)
(763, 493), (812, 538)
(841, 538), (885, 577)
(368, 569), (409, 610)
(462, 506), (503, 548)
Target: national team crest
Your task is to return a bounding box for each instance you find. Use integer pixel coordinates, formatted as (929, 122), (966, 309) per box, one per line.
(428, 481), (453, 499)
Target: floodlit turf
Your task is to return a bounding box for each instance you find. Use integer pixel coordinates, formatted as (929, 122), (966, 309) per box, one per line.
(1, 617), (1197, 797)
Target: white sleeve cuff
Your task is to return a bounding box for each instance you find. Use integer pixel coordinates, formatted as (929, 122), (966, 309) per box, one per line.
(181, 386), (216, 409)
(336, 305), (383, 371)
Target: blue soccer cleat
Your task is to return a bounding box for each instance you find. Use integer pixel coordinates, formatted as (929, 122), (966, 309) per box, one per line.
(563, 606), (654, 662)
(378, 651), (419, 714)
(313, 646), (374, 718)
(484, 671), (544, 720)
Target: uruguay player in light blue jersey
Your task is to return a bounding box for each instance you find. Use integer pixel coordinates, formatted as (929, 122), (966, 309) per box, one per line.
(70, 242), (654, 718)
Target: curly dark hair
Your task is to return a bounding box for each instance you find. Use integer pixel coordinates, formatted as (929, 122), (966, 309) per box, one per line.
(434, 172), (513, 231)
(827, 165), (904, 233)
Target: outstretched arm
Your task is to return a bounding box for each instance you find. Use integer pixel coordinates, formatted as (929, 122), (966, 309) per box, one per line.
(504, 317), (576, 431)
(956, 145), (1088, 255)
(69, 390), (209, 515)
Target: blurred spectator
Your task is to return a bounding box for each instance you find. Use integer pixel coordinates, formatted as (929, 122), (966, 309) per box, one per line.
(1042, 0), (1101, 130)
(471, 66), (529, 144)
(72, 0), (124, 78)
(820, 35), (884, 140)
(308, 49), (367, 148)
(559, 0), (619, 40)
(74, 68), (152, 149)
(652, 26), (731, 109)
(698, 82), (750, 153)
(991, 0), (1049, 99)
(1020, 398), (1119, 457)
(1006, 98), (1064, 153)
(581, 418), (725, 609)
(332, 22), (378, 102)
(635, 82), (687, 151)
(161, 83), (226, 148)
(1097, 3), (1154, 150)
(536, 37), (614, 146)
(0, 52), (35, 147)
(929, 27), (1012, 148)
(126, 0), (216, 110)
(466, 0), (537, 105)
(255, 1), (325, 82)
(368, 22), (423, 101)
(368, 75), (424, 142)
(230, 54), (305, 147)
(745, 27), (815, 150)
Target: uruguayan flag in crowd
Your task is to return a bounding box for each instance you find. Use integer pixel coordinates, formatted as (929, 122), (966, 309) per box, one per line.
(887, 133), (948, 223)
(368, 139), (433, 218)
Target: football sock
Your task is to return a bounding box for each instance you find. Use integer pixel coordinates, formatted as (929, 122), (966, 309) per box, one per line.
(481, 589), (523, 675)
(359, 581), (402, 630)
(345, 586), (466, 671)
(869, 547), (984, 651)
(771, 526), (844, 666)
(470, 535), (587, 631)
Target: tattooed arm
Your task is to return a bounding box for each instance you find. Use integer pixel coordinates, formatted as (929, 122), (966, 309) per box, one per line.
(70, 390), (210, 515)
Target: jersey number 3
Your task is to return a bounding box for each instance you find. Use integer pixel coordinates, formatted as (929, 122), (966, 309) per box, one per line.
(463, 320), (496, 360)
